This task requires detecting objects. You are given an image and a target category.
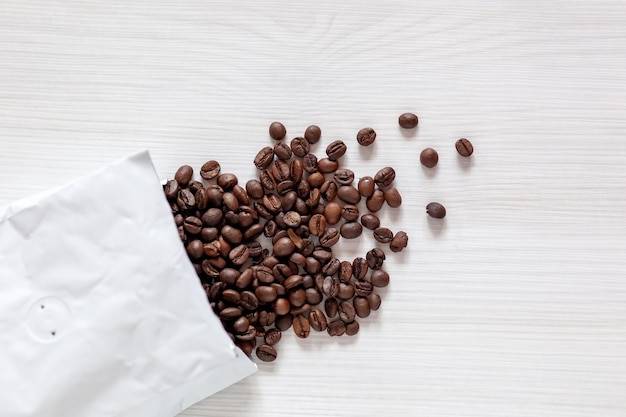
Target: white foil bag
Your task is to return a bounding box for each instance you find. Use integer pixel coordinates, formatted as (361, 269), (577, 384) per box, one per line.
(0, 151), (256, 417)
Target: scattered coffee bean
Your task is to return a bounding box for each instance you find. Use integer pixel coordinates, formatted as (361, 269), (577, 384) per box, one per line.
(304, 125), (322, 144)
(264, 328), (282, 345)
(374, 167), (396, 188)
(337, 185), (361, 205)
(426, 202), (446, 219)
(326, 140), (347, 161)
(175, 165), (193, 186)
(341, 204), (359, 222)
(327, 320), (346, 336)
(398, 112), (418, 129)
(269, 121), (286, 140)
(334, 168), (355, 185)
(370, 270), (390, 287)
(367, 292), (381, 310)
(357, 176), (375, 197)
(290, 137), (310, 157)
(373, 227), (394, 243)
(256, 344), (277, 362)
(366, 248), (386, 269)
(356, 127), (376, 146)
(340, 222), (362, 239)
(324, 202), (342, 225)
(345, 320), (360, 336)
(390, 231), (408, 253)
(383, 187), (402, 208)
(200, 160), (221, 180)
(455, 138), (474, 157)
(420, 148), (439, 168)
(353, 296), (371, 318)
(292, 315), (311, 338)
(317, 157), (338, 174)
(360, 214), (380, 230)
(309, 308), (328, 331)
(366, 189), (385, 212)
(274, 142), (292, 161)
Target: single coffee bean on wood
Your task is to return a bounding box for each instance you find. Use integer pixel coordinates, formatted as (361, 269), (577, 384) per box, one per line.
(200, 160), (221, 180)
(390, 231), (409, 253)
(357, 176), (375, 197)
(304, 125), (322, 144)
(353, 296), (371, 318)
(356, 127), (376, 146)
(373, 227), (394, 243)
(317, 157), (338, 174)
(360, 214), (380, 230)
(269, 121), (286, 140)
(254, 147), (274, 170)
(340, 221), (362, 239)
(326, 140), (347, 161)
(256, 344), (278, 362)
(383, 187), (402, 208)
(370, 269), (390, 287)
(420, 148), (439, 168)
(292, 315), (311, 338)
(455, 137), (474, 157)
(366, 247), (386, 269)
(345, 320), (360, 336)
(398, 112), (418, 129)
(426, 202), (446, 219)
(174, 165), (193, 186)
(374, 167), (396, 188)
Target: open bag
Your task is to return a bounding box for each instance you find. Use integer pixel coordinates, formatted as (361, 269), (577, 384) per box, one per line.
(0, 151), (256, 417)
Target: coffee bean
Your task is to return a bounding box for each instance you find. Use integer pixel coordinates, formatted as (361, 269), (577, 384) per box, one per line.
(256, 344), (278, 362)
(373, 227), (394, 243)
(269, 122), (286, 140)
(263, 194), (283, 213)
(255, 286), (278, 303)
(174, 165), (193, 186)
(305, 257), (322, 274)
(326, 140), (347, 161)
(340, 222), (363, 239)
(254, 147), (274, 170)
(324, 298), (339, 318)
(420, 148), (439, 168)
(237, 340), (256, 356)
(296, 180), (310, 199)
(322, 275), (339, 297)
(305, 287), (323, 305)
(221, 225), (242, 245)
(383, 187), (402, 208)
(246, 179), (264, 199)
(360, 214), (380, 230)
(398, 112), (418, 129)
(352, 257), (369, 279)
(289, 288), (306, 307)
(367, 292), (381, 310)
(264, 328), (282, 346)
(317, 157), (338, 174)
(309, 308), (328, 331)
(339, 261), (353, 283)
(186, 239), (204, 260)
(366, 247), (386, 269)
(354, 279), (373, 297)
(321, 257), (340, 276)
(324, 202), (342, 225)
(320, 180), (338, 201)
(341, 204), (359, 222)
(374, 167), (395, 188)
(222, 192), (239, 211)
(327, 320), (346, 336)
(353, 296), (371, 318)
(183, 216), (203, 235)
(239, 291), (259, 310)
(219, 267), (240, 286)
(274, 142), (292, 161)
(217, 173), (238, 191)
(282, 211), (301, 228)
(356, 127), (376, 146)
(259, 170), (276, 191)
(337, 185), (360, 204)
(455, 138), (474, 157)
(337, 282), (355, 300)
(205, 185), (224, 207)
(312, 246), (332, 263)
(290, 159), (303, 183)
(200, 160), (220, 179)
(188, 180), (204, 193)
(334, 169), (355, 185)
(305, 188), (321, 208)
(232, 316), (250, 334)
(304, 125), (321, 144)
(366, 189), (385, 212)
(221, 289), (241, 305)
(319, 228), (340, 247)
(390, 230), (409, 253)
(345, 320), (359, 336)
(371, 269), (390, 287)
(308, 213), (327, 236)
(302, 153), (318, 173)
(220, 307), (243, 321)
(357, 176), (375, 198)
(426, 202), (446, 219)
(272, 263), (291, 284)
(275, 314), (293, 331)
(177, 189), (196, 211)
(306, 172), (325, 188)
(292, 315), (311, 338)
(258, 310), (277, 327)
(164, 179), (179, 200)
(290, 137), (310, 157)
(273, 236), (295, 257)
(290, 303), (312, 316)
(203, 241), (221, 258)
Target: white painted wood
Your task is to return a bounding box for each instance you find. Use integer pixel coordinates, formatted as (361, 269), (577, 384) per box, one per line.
(2, 1), (626, 416)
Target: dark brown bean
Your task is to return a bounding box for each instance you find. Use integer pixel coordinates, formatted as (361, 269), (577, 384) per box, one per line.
(337, 282), (355, 300)
(217, 173), (238, 191)
(177, 189), (196, 211)
(255, 286), (278, 303)
(354, 279), (373, 297)
(292, 315), (311, 338)
(366, 247), (386, 269)
(356, 127), (376, 146)
(308, 213), (327, 236)
(420, 148), (439, 168)
(455, 138), (474, 157)
(360, 214), (380, 230)
(334, 169), (355, 185)
(275, 314), (293, 331)
(327, 320), (346, 336)
(309, 308), (328, 331)
(306, 172), (325, 188)
(305, 287), (323, 305)
(269, 121), (286, 140)
(390, 231), (409, 253)
(337, 185), (361, 204)
(246, 179), (264, 199)
(373, 227), (394, 243)
(256, 344), (277, 362)
(271, 160), (291, 182)
(232, 316), (250, 334)
(317, 158), (338, 174)
(274, 142), (292, 160)
(371, 269), (390, 287)
(220, 307), (243, 321)
(229, 244), (250, 265)
(174, 165), (193, 186)
(341, 204), (359, 221)
(357, 176), (375, 198)
(183, 216), (203, 235)
(320, 180), (338, 201)
(200, 160), (221, 179)
(264, 328), (282, 345)
(374, 167), (395, 188)
(186, 240), (204, 260)
(367, 292), (381, 310)
(324, 202), (342, 225)
(164, 179), (179, 199)
(319, 228), (340, 247)
(366, 189), (385, 212)
(398, 112), (418, 129)
(326, 140), (347, 161)
(340, 222), (362, 239)
(345, 320), (360, 336)
(383, 187), (402, 208)
(354, 296), (371, 318)
(290, 137), (310, 157)
(324, 298), (339, 318)
(304, 125), (321, 144)
(273, 236), (295, 257)
(302, 153), (318, 173)
(239, 291), (259, 310)
(426, 202), (446, 219)
(352, 257), (369, 279)
(290, 159), (303, 183)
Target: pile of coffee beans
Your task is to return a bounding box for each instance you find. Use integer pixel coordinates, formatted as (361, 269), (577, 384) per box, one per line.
(164, 114), (473, 362)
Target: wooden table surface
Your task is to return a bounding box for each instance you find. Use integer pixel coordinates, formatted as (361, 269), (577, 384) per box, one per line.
(1, 1), (625, 416)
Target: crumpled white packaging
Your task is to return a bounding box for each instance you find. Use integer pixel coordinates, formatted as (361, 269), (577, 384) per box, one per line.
(0, 151), (256, 417)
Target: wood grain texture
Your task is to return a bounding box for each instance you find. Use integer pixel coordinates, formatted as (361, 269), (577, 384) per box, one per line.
(2, 1), (626, 416)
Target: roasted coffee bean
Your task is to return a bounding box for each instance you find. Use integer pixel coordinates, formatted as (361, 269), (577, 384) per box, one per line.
(366, 247), (386, 269)
(254, 202), (273, 219)
(203, 241), (221, 258)
(374, 167), (396, 188)
(309, 308), (328, 331)
(290, 252), (307, 267)
(326, 140), (347, 161)
(383, 187), (402, 208)
(259, 170), (276, 191)
(244, 223), (264, 241)
(239, 291), (259, 310)
(238, 210), (254, 228)
(276, 178), (294, 195)
(305, 257), (322, 274)
(390, 231), (409, 253)
(174, 165), (193, 186)
(264, 328), (282, 345)
(235, 325), (256, 342)
(195, 188), (208, 210)
(292, 315), (311, 338)
(272, 263), (291, 284)
(340, 221), (362, 239)
(269, 121), (286, 140)
(308, 213), (327, 236)
(317, 158), (339, 174)
(202, 208), (223, 227)
(229, 244), (250, 265)
(256, 344), (278, 362)
(354, 279), (373, 297)
(337, 282), (355, 300)
(275, 314), (293, 331)
(221, 225), (242, 244)
(327, 320), (346, 336)
(263, 194), (283, 213)
(289, 159), (303, 183)
(319, 228), (340, 247)
(302, 274), (314, 288)
(217, 173), (238, 191)
(245, 241), (263, 258)
(200, 160), (221, 179)
(177, 189), (195, 211)
(208, 256), (227, 270)
(284, 274), (304, 290)
(334, 169), (355, 185)
(426, 202), (446, 219)
(320, 180), (338, 201)
(183, 216), (203, 235)
(232, 316), (250, 334)
(339, 261), (353, 283)
(302, 153), (318, 173)
(322, 275), (339, 297)
(367, 292), (381, 310)
(272, 160), (291, 182)
(255, 265), (275, 284)
(218, 236), (232, 257)
(455, 137), (474, 157)
(290, 303), (312, 316)
(200, 227), (219, 242)
(352, 257), (369, 279)
(324, 202), (342, 225)
(280, 190), (297, 211)
(283, 211), (301, 228)
(209, 282), (226, 301)
(246, 179), (264, 199)
(357, 176), (375, 198)
(264, 220), (278, 238)
(289, 288), (306, 307)
(274, 142), (293, 160)
(205, 185), (224, 207)
(290, 136), (310, 157)
(371, 269), (390, 287)
(366, 189), (385, 212)
(186, 240), (204, 260)
(353, 296), (371, 318)
(398, 112), (418, 129)
(373, 227), (394, 243)
(258, 310), (277, 327)
(220, 267), (241, 286)
(345, 320), (360, 336)
(188, 180), (204, 194)
(296, 180), (310, 199)
(312, 246), (332, 263)
(356, 127), (376, 146)
(305, 287), (323, 305)
(360, 214), (380, 230)
(220, 307), (243, 321)
(164, 180), (179, 199)
(174, 212), (184, 226)
(300, 239), (315, 256)
(304, 125), (321, 144)
(324, 298), (339, 318)
(306, 172), (325, 189)
(420, 148), (439, 168)
(255, 286), (278, 303)
(273, 236), (295, 257)
(321, 257), (340, 276)
(337, 185), (360, 204)
(341, 204), (359, 222)
(222, 192), (239, 211)
(221, 289), (241, 305)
